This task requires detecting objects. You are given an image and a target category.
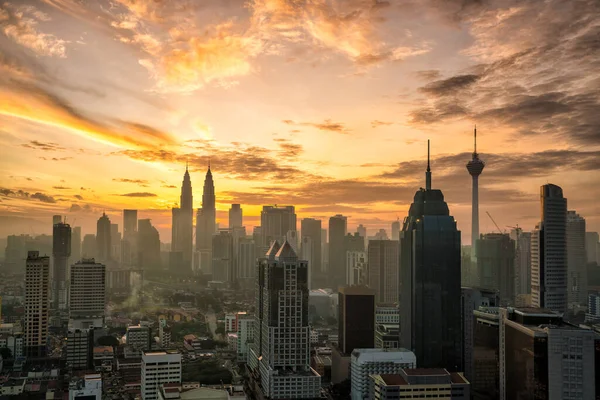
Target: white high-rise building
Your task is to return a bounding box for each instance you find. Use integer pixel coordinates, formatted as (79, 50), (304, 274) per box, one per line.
(69, 259), (106, 329)
(350, 348), (416, 400)
(141, 350), (182, 400)
(236, 314), (254, 362)
(567, 211), (587, 306)
(531, 184), (568, 314)
(346, 251), (367, 286)
(249, 240), (321, 399)
(24, 251), (50, 358)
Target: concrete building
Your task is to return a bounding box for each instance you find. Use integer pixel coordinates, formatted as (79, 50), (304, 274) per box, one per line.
(301, 218), (322, 288)
(248, 240), (321, 399)
(475, 233), (515, 305)
(138, 219), (161, 270)
(346, 251), (367, 286)
(585, 232), (599, 264)
(236, 314), (254, 362)
(82, 234), (96, 259)
(122, 209), (138, 265)
(52, 219), (71, 310)
(499, 307), (600, 400)
(110, 223), (121, 262)
(587, 291), (600, 323)
(391, 219), (400, 241)
(375, 305), (399, 325)
(567, 211), (587, 306)
(0, 334), (23, 358)
(67, 328), (92, 370)
(159, 323), (172, 349)
(96, 213), (111, 263)
(329, 214), (348, 290)
(229, 204), (243, 229)
(339, 286), (375, 354)
(399, 142), (462, 371)
(461, 287), (499, 385)
(141, 350), (182, 400)
(510, 228), (531, 297)
(24, 251), (49, 357)
(375, 324), (399, 349)
(350, 348), (416, 400)
(368, 240), (399, 304)
(370, 369), (470, 400)
(531, 184), (568, 314)
(69, 374), (102, 400)
(69, 259), (106, 329)
(127, 325), (151, 353)
(237, 238), (256, 287)
(212, 230), (233, 283)
(466, 127), (484, 261)
(260, 205), (296, 252)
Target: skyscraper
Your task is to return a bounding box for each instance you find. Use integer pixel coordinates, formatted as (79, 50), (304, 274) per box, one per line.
(567, 210), (587, 306)
(229, 204), (243, 229)
(249, 240), (321, 399)
(399, 140), (462, 371)
(138, 219), (161, 270)
(531, 184), (567, 314)
(368, 240), (399, 304)
(72, 226), (81, 263)
(212, 230), (233, 283)
(301, 218), (322, 288)
(391, 219), (400, 241)
(122, 209), (138, 266)
(329, 214), (347, 290)
(510, 228), (531, 298)
(466, 127), (484, 260)
(171, 166), (193, 273)
(110, 223), (121, 262)
(52, 218), (71, 310)
(24, 251), (49, 358)
(69, 259), (106, 329)
(196, 165), (216, 270)
(82, 234), (96, 258)
(259, 205), (296, 252)
(475, 233), (515, 305)
(338, 286), (375, 354)
(586, 232), (599, 264)
(96, 213), (111, 263)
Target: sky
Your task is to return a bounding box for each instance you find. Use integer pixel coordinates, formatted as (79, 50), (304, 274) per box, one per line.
(0, 0), (599, 242)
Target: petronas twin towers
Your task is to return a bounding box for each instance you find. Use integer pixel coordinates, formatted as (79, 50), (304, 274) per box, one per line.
(171, 163), (215, 273)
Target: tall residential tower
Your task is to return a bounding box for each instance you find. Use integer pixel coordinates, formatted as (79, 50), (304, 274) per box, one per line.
(52, 218), (71, 310)
(466, 127), (484, 260)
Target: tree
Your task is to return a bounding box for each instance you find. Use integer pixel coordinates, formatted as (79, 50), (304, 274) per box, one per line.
(97, 336), (119, 347)
(0, 347), (13, 360)
(215, 322), (225, 336)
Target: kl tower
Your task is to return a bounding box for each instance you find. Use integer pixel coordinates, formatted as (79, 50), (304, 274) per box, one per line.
(466, 126), (485, 260)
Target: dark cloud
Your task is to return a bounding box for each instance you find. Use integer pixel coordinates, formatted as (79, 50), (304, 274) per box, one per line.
(74, 194), (84, 200)
(275, 139), (304, 159)
(414, 70), (442, 81)
(53, 186), (71, 190)
(22, 140), (66, 151)
(69, 203), (92, 213)
(0, 187), (58, 203)
(283, 119), (349, 133)
(40, 157), (73, 161)
(120, 192), (157, 197)
(419, 74), (480, 97)
(410, 102), (468, 124)
(162, 185), (177, 189)
(30, 192), (57, 203)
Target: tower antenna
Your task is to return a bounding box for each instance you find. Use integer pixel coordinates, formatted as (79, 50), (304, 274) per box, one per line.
(474, 125), (477, 155)
(425, 139), (432, 190)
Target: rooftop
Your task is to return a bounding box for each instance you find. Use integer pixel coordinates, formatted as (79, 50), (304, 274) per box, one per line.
(513, 307), (558, 316)
(403, 368), (448, 376)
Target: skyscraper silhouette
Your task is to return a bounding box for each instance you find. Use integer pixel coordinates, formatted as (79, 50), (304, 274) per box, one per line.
(531, 184), (567, 313)
(196, 164), (216, 271)
(229, 204), (243, 229)
(171, 165), (194, 272)
(52, 217), (71, 310)
(329, 214), (347, 290)
(466, 127), (484, 260)
(96, 213), (111, 263)
(399, 140), (462, 371)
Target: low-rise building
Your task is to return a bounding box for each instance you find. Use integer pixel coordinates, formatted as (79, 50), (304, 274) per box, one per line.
(375, 324), (399, 349)
(370, 369), (470, 399)
(67, 328), (92, 370)
(93, 346), (114, 372)
(375, 305), (399, 325)
(69, 374), (102, 400)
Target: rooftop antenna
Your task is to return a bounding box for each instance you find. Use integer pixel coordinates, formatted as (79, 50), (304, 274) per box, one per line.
(425, 139), (431, 190)
(474, 125), (478, 156)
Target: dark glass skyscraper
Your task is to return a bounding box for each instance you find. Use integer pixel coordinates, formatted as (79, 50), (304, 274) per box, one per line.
(52, 219), (71, 310)
(399, 141), (462, 371)
(328, 214), (347, 290)
(96, 213), (111, 263)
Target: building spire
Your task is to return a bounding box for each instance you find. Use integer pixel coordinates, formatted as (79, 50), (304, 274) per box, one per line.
(426, 139), (432, 190)
(473, 125), (477, 156)
(185, 159), (188, 172)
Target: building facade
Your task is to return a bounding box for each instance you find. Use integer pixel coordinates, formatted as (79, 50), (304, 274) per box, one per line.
(196, 166), (216, 270)
(301, 218), (322, 288)
(567, 211), (587, 306)
(531, 184), (568, 314)
(370, 369), (470, 400)
(69, 259), (106, 329)
(96, 213), (111, 264)
(52, 219), (71, 310)
(141, 351), (182, 400)
(329, 215), (347, 290)
(260, 205), (297, 252)
(346, 251), (367, 286)
(67, 328), (92, 370)
(475, 234), (515, 305)
(212, 230), (233, 283)
(24, 251), (49, 357)
(368, 240), (399, 304)
(338, 286), (375, 354)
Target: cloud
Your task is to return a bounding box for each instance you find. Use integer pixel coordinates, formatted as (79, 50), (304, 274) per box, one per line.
(120, 192), (157, 197)
(30, 192), (57, 203)
(162, 184), (177, 189)
(371, 120), (393, 128)
(113, 178), (150, 186)
(21, 140), (66, 151)
(415, 69), (442, 81)
(69, 203), (92, 213)
(0, 3), (67, 57)
(74, 194), (83, 200)
(419, 74), (481, 97)
(0, 187), (59, 203)
(283, 119), (348, 133)
(53, 186), (71, 190)
(39, 156), (73, 161)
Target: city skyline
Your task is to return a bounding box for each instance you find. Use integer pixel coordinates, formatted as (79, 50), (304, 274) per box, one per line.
(1, 0), (600, 241)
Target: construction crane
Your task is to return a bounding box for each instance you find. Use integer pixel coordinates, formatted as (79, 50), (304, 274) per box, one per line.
(485, 211), (504, 234)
